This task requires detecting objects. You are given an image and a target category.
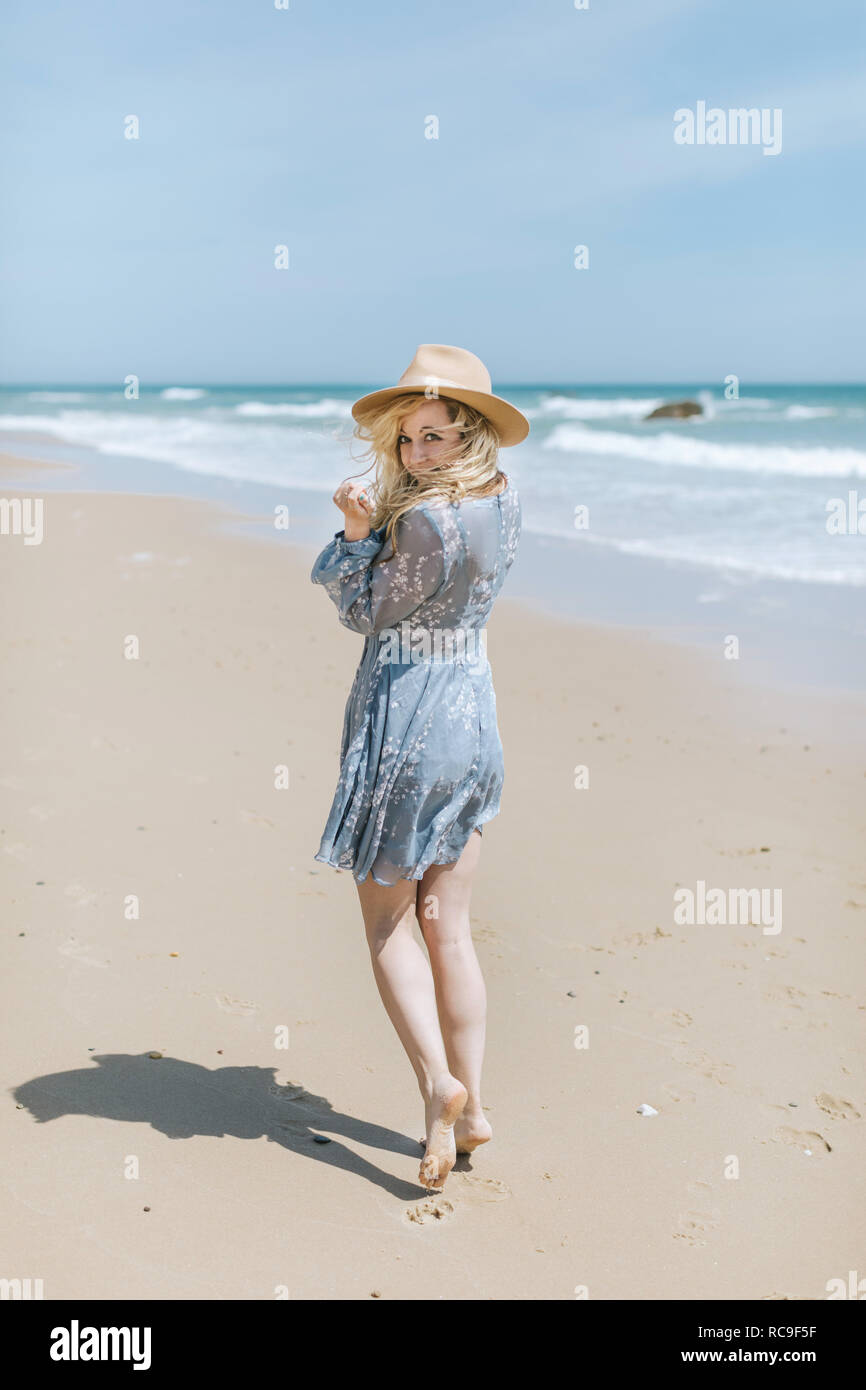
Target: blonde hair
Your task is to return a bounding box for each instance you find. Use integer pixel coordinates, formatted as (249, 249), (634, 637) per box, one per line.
(346, 392), (506, 555)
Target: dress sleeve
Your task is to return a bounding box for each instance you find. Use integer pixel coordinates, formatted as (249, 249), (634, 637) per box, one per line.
(309, 505), (449, 636)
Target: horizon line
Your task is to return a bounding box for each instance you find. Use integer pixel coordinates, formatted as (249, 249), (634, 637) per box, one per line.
(2, 379), (864, 391)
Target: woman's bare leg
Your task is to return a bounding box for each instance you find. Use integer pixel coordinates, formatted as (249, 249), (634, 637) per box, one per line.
(356, 871), (467, 1190)
(416, 828), (493, 1154)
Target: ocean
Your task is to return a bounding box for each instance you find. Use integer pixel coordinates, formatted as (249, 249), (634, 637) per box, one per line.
(2, 382), (864, 586)
(2, 382), (865, 694)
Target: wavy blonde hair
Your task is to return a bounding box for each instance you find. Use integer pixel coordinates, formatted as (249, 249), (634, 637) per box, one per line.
(345, 392), (507, 555)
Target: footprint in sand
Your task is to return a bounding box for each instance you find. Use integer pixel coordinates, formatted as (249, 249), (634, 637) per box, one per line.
(815, 1093), (861, 1121)
(472, 926), (499, 943)
(686, 1180), (713, 1198)
(404, 1198), (455, 1225)
(215, 993), (260, 1016)
(622, 927), (672, 947)
(653, 1008), (693, 1029)
(772, 1126), (832, 1156)
(762, 984), (808, 1008)
(673, 1208), (720, 1247)
(662, 1083), (697, 1104)
(454, 1174), (511, 1203)
(679, 1049), (734, 1085)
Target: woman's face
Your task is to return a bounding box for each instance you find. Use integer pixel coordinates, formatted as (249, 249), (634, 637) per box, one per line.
(397, 398), (463, 478)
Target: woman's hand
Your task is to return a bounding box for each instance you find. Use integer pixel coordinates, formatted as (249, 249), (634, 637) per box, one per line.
(333, 479), (374, 541)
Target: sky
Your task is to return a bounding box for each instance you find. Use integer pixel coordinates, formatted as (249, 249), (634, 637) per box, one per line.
(1, 0), (864, 385)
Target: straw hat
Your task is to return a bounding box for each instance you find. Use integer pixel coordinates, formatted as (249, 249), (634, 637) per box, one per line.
(351, 343), (530, 447)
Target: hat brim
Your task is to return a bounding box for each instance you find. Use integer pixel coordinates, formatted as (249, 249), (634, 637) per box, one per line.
(351, 385), (529, 447)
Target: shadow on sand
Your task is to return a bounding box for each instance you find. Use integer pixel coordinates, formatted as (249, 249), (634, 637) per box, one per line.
(13, 1052), (457, 1199)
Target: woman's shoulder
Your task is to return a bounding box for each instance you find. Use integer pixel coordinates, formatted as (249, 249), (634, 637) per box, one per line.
(464, 472), (511, 502)
(417, 475), (514, 510)
(392, 477), (518, 536)
(376, 498), (452, 562)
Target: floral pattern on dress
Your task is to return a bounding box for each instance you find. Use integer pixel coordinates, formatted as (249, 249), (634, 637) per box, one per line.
(310, 485), (522, 886)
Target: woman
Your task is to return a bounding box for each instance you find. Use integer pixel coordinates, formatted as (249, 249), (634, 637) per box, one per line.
(310, 344), (528, 1193)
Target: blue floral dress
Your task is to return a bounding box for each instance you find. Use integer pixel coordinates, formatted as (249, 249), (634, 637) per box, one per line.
(310, 482), (521, 886)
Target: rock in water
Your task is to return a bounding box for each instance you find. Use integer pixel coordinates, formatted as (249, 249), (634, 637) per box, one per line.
(644, 400), (702, 420)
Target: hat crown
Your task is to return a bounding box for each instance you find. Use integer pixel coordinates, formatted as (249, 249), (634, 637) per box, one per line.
(396, 344), (492, 395)
(350, 342), (530, 446)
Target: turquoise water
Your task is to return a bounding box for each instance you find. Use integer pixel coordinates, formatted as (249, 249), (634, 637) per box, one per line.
(2, 381), (865, 696)
(2, 381), (864, 587)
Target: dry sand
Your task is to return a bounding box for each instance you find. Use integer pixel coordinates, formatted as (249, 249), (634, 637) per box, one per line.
(2, 456), (864, 1300)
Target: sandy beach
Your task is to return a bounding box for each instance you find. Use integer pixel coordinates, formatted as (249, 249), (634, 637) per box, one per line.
(2, 453), (864, 1301)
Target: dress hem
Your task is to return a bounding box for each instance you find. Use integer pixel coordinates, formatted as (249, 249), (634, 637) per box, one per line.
(313, 807), (497, 888)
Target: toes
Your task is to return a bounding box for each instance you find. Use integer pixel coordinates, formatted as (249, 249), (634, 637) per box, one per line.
(419, 1152), (453, 1191)
(419, 1154), (440, 1188)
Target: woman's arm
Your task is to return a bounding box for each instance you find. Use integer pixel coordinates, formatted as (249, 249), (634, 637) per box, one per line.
(310, 506), (448, 636)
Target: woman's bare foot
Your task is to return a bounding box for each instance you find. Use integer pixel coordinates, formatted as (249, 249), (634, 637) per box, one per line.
(454, 1111), (493, 1154)
(419, 1077), (468, 1191)
(419, 1107), (492, 1155)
